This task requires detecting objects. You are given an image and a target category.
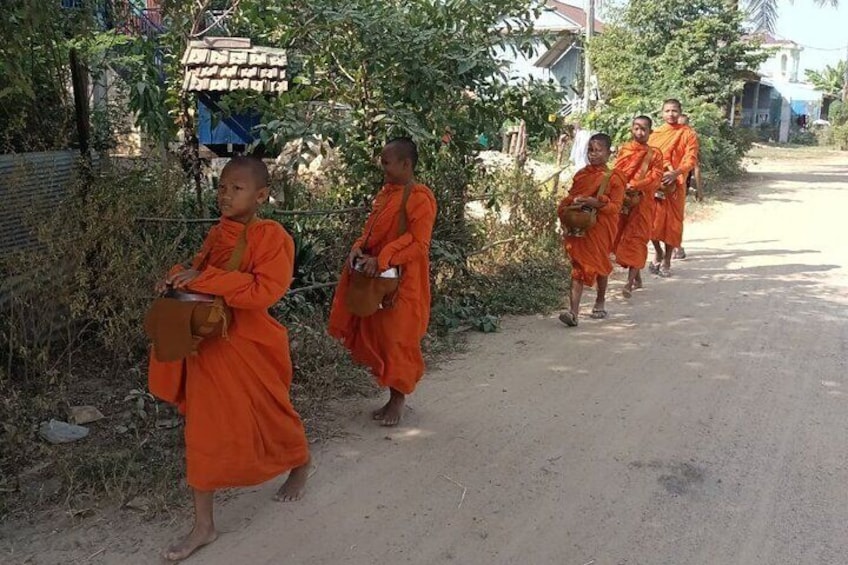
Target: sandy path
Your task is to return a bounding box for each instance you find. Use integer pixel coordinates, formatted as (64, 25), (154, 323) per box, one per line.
(9, 148), (848, 564)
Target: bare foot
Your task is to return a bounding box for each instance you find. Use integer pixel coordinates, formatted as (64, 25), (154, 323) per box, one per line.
(164, 524), (218, 562)
(274, 460), (310, 502)
(372, 403), (389, 421)
(374, 390), (405, 427)
(622, 285), (632, 298)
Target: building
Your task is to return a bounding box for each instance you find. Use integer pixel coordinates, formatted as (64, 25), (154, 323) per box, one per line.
(498, 0), (604, 114)
(739, 33), (826, 142)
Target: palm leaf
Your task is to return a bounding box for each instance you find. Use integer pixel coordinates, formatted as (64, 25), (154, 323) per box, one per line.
(745, 0), (780, 32)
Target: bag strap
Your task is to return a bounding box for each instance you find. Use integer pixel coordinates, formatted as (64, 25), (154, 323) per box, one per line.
(361, 181), (414, 250)
(225, 217), (257, 271)
(596, 170), (613, 199)
(397, 180), (414, 236)
(637, 147), (654, 180)
(191, 228), (220, 270)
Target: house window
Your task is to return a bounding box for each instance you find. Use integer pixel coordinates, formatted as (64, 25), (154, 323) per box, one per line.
(780, 54), (788, 77)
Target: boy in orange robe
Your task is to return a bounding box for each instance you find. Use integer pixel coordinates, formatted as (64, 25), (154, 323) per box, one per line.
(613, 115), (664, 297)
(557, 133), (626, 327)
(672, 113), (703, 260)
(148, 157), (310, 562)
(649, 99), (699, 276)
(329, 138), (437, 426)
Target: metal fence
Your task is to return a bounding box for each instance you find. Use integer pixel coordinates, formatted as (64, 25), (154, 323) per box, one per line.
(0, 151), (88, 257)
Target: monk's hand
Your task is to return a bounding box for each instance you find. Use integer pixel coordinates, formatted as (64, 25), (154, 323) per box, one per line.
(168, 269), (201, 289)
(662, 170), (679, 186)
(154, 279), (169, 294)
(349, 247), (364, 269)
(581, 197), (603, 209)
(360, 256), (379, 277)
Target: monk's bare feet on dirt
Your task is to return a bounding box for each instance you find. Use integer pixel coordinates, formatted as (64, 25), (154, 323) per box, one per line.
(164, 524), (218, 562)
(274, 459), (310, 502)
(373, 388), (405, 426)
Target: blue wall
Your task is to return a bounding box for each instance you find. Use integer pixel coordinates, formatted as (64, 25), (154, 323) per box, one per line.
(197, 93), (262, 146)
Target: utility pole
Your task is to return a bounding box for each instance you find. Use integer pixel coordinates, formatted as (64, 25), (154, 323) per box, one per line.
(583, 0), (595, 111)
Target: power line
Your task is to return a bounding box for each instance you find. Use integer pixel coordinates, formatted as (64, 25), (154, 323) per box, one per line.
(767, 32), (846, 52)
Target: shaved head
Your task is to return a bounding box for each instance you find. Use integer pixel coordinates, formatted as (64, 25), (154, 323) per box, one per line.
(222, 156), (269, 189)
(385, 137), (418, 169)
(589, 133), (613, 151)
(663, 98), (682, 111)
(634, 115), (653, 129)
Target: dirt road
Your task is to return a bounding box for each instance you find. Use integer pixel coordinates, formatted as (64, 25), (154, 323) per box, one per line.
(13, 147), (848, 564)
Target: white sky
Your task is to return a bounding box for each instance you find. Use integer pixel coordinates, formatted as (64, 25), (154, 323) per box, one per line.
(773, 0), (847, 73)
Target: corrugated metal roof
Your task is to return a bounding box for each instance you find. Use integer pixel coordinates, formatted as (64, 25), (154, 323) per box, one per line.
(0, 151), (86, 256)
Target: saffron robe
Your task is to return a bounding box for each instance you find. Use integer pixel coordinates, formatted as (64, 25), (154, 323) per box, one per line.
(613, 141), (664, 269)
(328, 183), (438, 395)
(558, 165), (626, 286)
(649, 123), (699, 247)
(148, 218), (309, 491)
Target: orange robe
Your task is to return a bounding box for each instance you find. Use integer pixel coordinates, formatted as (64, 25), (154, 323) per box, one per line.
(613, 141), (664, 269)
(148, 218), (309, 491)
(558, 165), (626, 286)
(649, 123), (699, 247)
(328, 183), (437, 395)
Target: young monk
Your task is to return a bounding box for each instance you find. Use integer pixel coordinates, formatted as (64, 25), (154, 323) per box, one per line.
(648, 99), (699, 277)
(148, 157), (310, 561)
(557, 133), (626, 326)
(613, 116), (664, 298)
(672, 113), (703, 260)
(328, 138), (437, 426)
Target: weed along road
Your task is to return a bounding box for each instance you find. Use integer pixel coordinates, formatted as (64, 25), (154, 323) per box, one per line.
(15, 147), (848, 564)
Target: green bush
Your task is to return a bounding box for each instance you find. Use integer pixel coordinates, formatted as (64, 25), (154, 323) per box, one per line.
(830, 123), (848, 150)
(788, 129), (817, 146)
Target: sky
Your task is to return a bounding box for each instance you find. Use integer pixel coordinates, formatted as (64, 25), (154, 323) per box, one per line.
(773, 0), (848, 73)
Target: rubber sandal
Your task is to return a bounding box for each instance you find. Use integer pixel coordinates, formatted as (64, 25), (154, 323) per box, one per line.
(558, 311), (578, 327)
(590, 308), (608, 319)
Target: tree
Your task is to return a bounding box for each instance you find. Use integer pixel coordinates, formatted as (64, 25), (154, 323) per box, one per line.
(744, 0), (838, 33)
(217, 0), (545, 194)
(591, 0), (766, 105)
(0, 1), (100, 152)
(805, 60), (846, 98)
(586, 0), (768, 179)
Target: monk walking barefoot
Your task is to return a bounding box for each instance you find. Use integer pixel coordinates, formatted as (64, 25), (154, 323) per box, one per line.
(672, 113), (702, 262)
(147, 157), (310, 562)
(613, 116), (664, 298)
(329, 138), (437, 427)
(649, 99), (699, 277)
(557, 133), (626, 326)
